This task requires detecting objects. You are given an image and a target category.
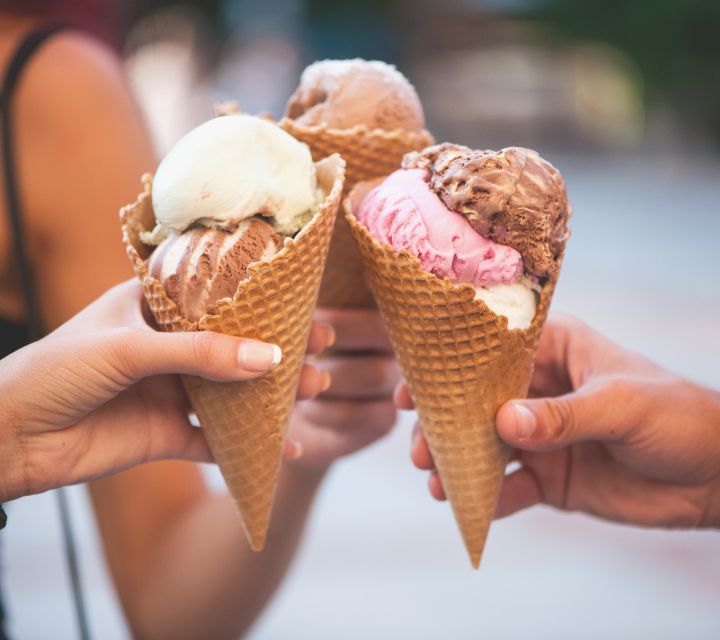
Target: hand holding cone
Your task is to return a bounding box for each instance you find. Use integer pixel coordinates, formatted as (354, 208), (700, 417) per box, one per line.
(344, 145), (569, 567)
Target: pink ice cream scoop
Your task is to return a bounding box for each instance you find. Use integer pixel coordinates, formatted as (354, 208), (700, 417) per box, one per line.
(356, 169), (523, 287)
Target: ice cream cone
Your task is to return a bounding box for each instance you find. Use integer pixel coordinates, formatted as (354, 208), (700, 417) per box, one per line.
(278, 118), (434, 308)
(345, 179), (561, 568)
(120, 154), (346, 551)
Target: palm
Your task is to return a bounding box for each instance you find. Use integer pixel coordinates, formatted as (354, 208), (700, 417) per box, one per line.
(22, 375), (206, 495)
(288, 399), (393, 469)
(514, 442), (711, 528)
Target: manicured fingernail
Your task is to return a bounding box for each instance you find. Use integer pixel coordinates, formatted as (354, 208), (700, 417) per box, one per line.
(237, 341), (282, 372)
(513, 403), (536, 440)
(320, 371), (332, 392)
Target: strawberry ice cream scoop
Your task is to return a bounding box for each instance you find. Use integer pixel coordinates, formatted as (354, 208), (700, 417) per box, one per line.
(356, 169), (523, 288)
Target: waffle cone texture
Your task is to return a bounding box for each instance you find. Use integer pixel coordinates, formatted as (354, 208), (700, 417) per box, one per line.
(120, 155), (345, 551)
(278, 118), (434, 308)
(345, 179), (561, 568)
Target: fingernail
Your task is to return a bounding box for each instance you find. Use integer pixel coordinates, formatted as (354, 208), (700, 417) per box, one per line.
(323, 324), (336, 348)
(288, 440), (303, 460)
(320, 370), (332, 392)
(237, 341), (282, 372)
(513, 403), (536, 440)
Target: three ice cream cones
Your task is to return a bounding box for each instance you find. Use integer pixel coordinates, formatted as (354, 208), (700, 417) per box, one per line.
(119, 58), (569, 567)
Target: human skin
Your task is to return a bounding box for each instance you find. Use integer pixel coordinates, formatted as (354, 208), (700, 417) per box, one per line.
(400, 315), (720, 530)
(0, 17), (399, 639)
(119, 308), (399, 640)
(0, 280), (332, 502)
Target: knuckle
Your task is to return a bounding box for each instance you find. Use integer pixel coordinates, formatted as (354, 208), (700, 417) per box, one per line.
(191, 332), (217, 367)
(105, 327), (144, 378)
(542, 397), (577, 443)
(330, 401), (357, 428)
(371, 401), (398, 433)
(363, 357), (399, 393)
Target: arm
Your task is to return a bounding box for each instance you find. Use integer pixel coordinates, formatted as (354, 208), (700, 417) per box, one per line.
(15, 32), (376, 639)
(0, 281), (284, 501)
(404, 314), (720, 529)
(14, 31), (222, 627)
(99, 308), (398, 640)
(18, 32), (149, 325)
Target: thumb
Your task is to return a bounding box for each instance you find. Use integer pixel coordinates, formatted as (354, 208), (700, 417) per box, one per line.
(110, 328), (282, 383)
(496, 380), (638, 451)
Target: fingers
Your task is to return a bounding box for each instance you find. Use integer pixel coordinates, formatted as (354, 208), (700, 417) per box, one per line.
(283, 437), (304, 461)
(297, 397), (397, 432)
(173, 423), (214, 464)
(289, 398), (397, 465)
(527, 314), (582, 398)
(52, 279), (146, 337)
(494, 467), (543, 519)
(496, 378), (642, 452)
(394, 380), (414, 410)
(306, 321), (335, 355)
(428, 472), (446, 501)
(410, 423), (444, 500)
(110, 329), (283, 383)
(296, 364), (331, 400)
(317, 354), (399, 399)
(410, 423), (434, 470)
(314, 308), (392, 352)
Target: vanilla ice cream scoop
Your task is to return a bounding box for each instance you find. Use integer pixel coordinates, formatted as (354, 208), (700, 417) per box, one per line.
(151, 115), (319, 236)
(474, 283), (537, 331)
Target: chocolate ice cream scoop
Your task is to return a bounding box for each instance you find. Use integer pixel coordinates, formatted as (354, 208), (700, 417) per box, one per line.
(147, 218), (283, 322)
(285, 59), (425, 132)
(403, 144), (570, 280)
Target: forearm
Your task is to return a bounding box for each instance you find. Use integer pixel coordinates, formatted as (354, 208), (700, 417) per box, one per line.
(126, 464), (327, 640)
(0, 352), (40, 501)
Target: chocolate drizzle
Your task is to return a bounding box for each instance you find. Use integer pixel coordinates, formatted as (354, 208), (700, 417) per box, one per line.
(403, 144), (571, 281)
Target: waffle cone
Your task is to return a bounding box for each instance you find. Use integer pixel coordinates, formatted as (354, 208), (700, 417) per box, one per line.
(345, 180), (561, 568)
(120, 155), (346, 550)
(278, 118), (434, 308)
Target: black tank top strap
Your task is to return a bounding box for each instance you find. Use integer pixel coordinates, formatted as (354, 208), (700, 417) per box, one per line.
(1, 24), (66, 342)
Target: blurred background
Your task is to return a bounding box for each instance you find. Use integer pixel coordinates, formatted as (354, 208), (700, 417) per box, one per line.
(5, 0), (720, 638)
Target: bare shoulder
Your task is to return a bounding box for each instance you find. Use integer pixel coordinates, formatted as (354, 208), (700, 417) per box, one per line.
(25, 30), (126, 98)
(17, 30), (142, 128)
(15, 30), (155, 226)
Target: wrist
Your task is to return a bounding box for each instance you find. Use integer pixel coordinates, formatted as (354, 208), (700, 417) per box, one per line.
(0, 386), (26, 502)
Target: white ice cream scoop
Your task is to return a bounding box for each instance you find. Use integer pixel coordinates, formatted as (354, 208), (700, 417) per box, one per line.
(151, 114), (318, 236)
(474, 283), (537, 331)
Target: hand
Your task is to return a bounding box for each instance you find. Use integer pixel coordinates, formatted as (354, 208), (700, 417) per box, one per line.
(401, 314), (720, 529)
(0, 280), (333, 501)
(287, 308), (399, 470)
